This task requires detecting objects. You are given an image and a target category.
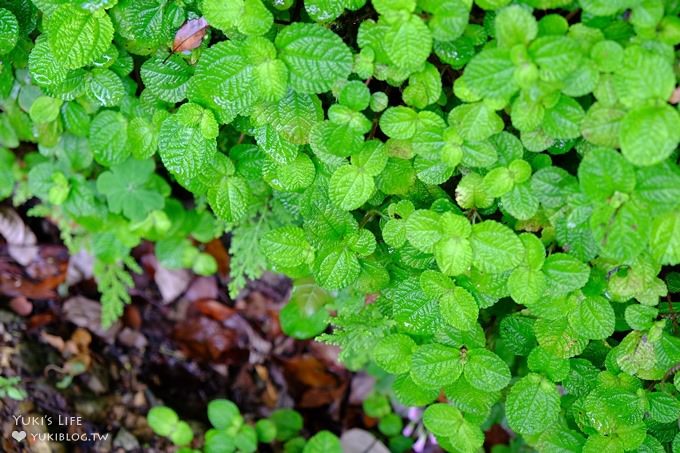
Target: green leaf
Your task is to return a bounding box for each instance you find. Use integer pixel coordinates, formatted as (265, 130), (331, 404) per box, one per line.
(303, 431), (342, 453)
(254, 90), (323, 145)
(500, 315), (537, 355)
(411, 343), (463, 388)
(207, 176), (251, 223)
(89, 110), (129, 166)
(187, 40), (260, 124)
(329, 165), (374, 211)
(529, 35), (582, 81)
(448, 101), (504, 142)
(495, 5), (537, 48)
(501, 183), (539, 220)
(508, 267), (545, 306)
(393, 373), (439, 406)
(648, 392), (680, 424)
(427, 1), (469, 42)
(578, 148), (635, 201)
(280, 281), (331, 339)
(527, 347), (570, 382)
(568, 295), (615, 340)
(47, 5), (113, 69)
(0, 8), (19, 55)
(86, 69), (125, 106)
(29, 96), (62, 124)
(542, 96), (585, 140)
(114, 0), (184, 49)
(304, 0), (345, 21)
(158, 105), (217, 179)
(439, 286), (479, 331)
(464, 348), (511, 391)
(422, 403), (463, 436)
(380, 106), (419, 139)
(373, 334), (416, 374)
(276, 23), (352, 94)
(405, 209), (442, 253)
(261, 226), (313, 268)
(201, 0), (242, 31)
(463, 48), (518, 99)
(208, 399), (241, 430)
(613, 45), (675, 108)
(147, 406), (179, 437)
(651, 211), (680, 265)
(620, 104), (680, 167)
(385, 15), (432, 72)
(140, 56), (192, 103)
(96, 158), (164, 221)
(28, 35), (69, 87)
(470, 220), (523, 273)
(434, 237), (472, 276)
(506, 373), (560, 435)
(542, 253), (590, 295)
(313, 246), (360, 289)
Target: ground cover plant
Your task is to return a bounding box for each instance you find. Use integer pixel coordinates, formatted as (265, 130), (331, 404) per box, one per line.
(2, 0), (680, 451)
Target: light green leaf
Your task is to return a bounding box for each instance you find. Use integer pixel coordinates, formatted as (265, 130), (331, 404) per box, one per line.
(96, 158), (164, 221)
(303, 431), (342, 453)
(578, 147), (635, 201)
(276, 23), (352, 93)
(313, 246), (360, 289)
(506, 373), (560, 435)
(86, 68), (125, 106)
(620, 104), (680, 167)
(434, 237), (472, 276)
(329, 165), (374, 211)
(439, 286), (479, 331)
(261, 226), (313, 268)
(613, 45), (675, 108)
(470, 220), (523, 273)
(380, 106), (419, 139)
(405, 209), (442, 253)
(464, 348), (511, 391)
(508, 267), (545, 306)
(89, 110), (129, 166)
(542, 96), (585, 140)
(373, 334), (416, 374)
(140, 56), (192, 103)
(187, 39), (259, 124)
(569, 295), (614, 340)
(650, 211), (680, 265)
(29, 36), (69, 87)
(385, 15), (432, 72)
(495, 5), (537, 48)
(47, 5), (114, 69)
(158, 108), (217, 179)
(201, 0), (242, 31)
(448, 101), (504, 142)
(542, 253), (590, 295)
(208, 176), (251, 223)
(0, 8), (19, 55)
(463, 48), (518, 99)
(411, 343), (463, 388)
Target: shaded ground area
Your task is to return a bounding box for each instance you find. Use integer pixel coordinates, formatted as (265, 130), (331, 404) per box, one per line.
(0, 204), (392, 452)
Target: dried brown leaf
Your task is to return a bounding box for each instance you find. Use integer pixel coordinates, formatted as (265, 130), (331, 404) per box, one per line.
(0, 207), (38, 265)
(670, 86), (680, 104)
(172, 17), (209, 53)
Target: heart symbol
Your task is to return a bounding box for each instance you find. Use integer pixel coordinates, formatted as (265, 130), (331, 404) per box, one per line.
(12, 430), (27, 442)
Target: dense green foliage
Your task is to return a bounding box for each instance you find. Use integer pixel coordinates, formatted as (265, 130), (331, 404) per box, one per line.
(148, 400), (342, 452)
(2, 0), (680, 450)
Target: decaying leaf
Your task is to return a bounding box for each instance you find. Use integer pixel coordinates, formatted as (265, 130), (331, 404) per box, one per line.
(172, 17), (209, 54)
(670, 86), (680, 104)
(0, 207), (38, 265)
